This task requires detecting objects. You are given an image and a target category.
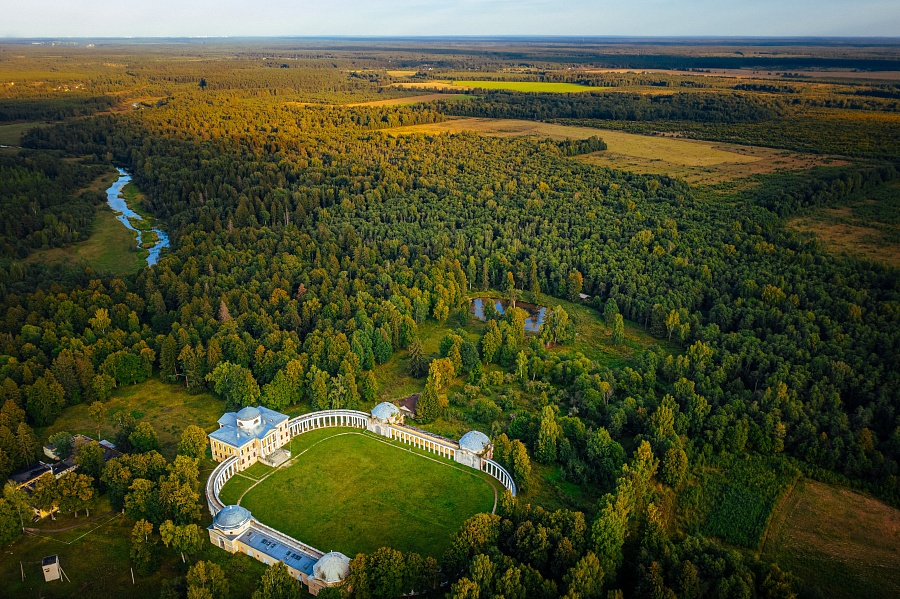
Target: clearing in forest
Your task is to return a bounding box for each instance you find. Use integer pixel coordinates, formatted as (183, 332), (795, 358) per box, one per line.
(387, 117), (841, 184)
(0, 121), (46, 146)
(761, 479), (900, 599)
(788, 180), (900, 267)
(222, 428), (496, 558)
(24, 169), (148, 275)
(40, 379), (223, 459)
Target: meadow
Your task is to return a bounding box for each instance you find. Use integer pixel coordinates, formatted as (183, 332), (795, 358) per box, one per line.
(222, 428), (497, 558)
(789, 180), (900, 267)
(388, 117), (842, 185)
(40, 379), (224, 459)
(761, 479), (900, 599)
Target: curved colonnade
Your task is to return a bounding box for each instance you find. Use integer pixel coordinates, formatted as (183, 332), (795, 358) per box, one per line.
(207, 408), (517, 517)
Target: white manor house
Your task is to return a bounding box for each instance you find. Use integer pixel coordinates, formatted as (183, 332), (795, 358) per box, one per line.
(205, 402), (516, 595)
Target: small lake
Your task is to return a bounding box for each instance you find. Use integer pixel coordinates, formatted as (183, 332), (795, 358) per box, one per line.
(106, 168), (169, 266)
(470, 297), (547, 332)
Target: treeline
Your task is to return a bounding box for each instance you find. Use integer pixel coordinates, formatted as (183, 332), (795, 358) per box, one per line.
(0, 153), (107, 258)
(558, 135), (606, 156)
(436, 91), (783, 123)
(747, 165), (898, 217)
(0, 95), (116, 122)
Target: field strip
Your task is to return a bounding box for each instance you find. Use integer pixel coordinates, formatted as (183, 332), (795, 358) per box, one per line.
(234, 429), (499, 513)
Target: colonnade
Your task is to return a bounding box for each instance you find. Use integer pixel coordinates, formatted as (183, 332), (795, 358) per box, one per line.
(481, 459), (517, 496)
(208, 408), (520, 518)
(288, 409), (369, 436)
(387, 425), (458, 460)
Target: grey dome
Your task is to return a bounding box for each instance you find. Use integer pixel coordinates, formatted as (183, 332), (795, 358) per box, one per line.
(371, 402), (399, 421)
(236, 406), (261, 420)
(314, 551), (350, 583)
(459, 430), (490, 453)
(213, 505), (251, 531)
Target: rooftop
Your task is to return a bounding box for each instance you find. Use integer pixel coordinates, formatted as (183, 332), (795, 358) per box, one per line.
(212, 406), (288, 449)
(213, 504), (252, 531)
(398, 393), (419, 417)
(459, 430), (491, 453)
(371, 402), (400, 420)
(237, 527), (317, 576)
(314, 551), (350, 583)
(9, 462), (51, 486)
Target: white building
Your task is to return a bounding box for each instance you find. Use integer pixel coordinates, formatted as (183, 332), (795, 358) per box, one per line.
(209, 406), (290, 470)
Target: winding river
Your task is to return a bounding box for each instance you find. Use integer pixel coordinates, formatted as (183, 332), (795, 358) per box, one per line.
(105, 167), (169, 266)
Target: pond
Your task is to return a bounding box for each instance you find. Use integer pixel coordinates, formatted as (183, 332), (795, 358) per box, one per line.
(470, 297), (547, 332)
(105, 167), (169, 266)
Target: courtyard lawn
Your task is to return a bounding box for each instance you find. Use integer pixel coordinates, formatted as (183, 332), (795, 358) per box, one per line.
(221, 427), (497, 558)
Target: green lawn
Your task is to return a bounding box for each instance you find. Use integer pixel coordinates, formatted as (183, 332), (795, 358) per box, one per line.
(40, 379), (225, 459)
(222, 427), (496, 558)
(452, 80), (607, 93)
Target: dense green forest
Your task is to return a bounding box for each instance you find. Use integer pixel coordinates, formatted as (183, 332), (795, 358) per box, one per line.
(0, 42), (898, 599)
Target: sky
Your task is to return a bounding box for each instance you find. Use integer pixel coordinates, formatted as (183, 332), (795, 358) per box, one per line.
(3, 0), (900, 38)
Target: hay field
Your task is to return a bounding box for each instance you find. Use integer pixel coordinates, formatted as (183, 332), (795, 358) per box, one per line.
(387, 117), (840, 184)
(761, 479), (900, 599)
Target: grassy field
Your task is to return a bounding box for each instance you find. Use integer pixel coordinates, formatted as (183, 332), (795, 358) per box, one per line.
(347, 93), (469, 107)
(450, 80), (608, 93)
(0, 121), (46, 146)
(789, 180), (900, 267)
(761, 479), (900, 599)
(25, 169), (149, 275)
(40, 379), (224, 459)
(224, 427), (496, 558)
(387, 117), (841, 185)
(25, 206), (147, 275)
(0, 506), (266, 599)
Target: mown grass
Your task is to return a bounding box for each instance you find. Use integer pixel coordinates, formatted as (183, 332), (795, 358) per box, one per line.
(761, 479), (900, 599)
(40, 379), (224, 459)
(225, 427), (496, 558)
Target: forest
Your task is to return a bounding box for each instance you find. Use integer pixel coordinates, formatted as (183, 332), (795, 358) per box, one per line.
(0, 40), (898, 599)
